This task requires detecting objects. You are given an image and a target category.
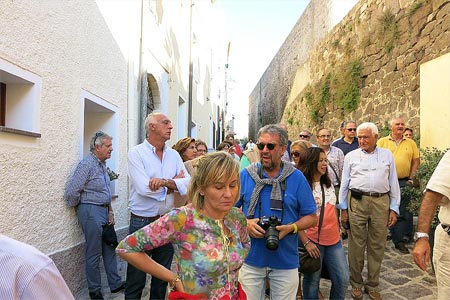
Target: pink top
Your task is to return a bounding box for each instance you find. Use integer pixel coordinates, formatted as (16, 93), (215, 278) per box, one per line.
(305, 182), (340, 246)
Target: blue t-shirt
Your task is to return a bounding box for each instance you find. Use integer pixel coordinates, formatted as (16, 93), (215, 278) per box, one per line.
(237, 163), (316, 269)
(331, 137), (359, 156)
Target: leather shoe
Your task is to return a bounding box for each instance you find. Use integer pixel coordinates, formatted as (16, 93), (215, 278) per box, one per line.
(395, 242), (409, 254)
(111, 282), (125, 293)
(89, 291), (104, 300)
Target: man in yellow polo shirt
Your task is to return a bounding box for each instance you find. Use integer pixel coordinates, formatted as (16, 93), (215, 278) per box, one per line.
(377, 117), (420, 254)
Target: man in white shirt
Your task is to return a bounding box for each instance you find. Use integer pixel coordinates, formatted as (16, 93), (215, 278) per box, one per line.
(413, 149), (450, 300)
(338, 122), (400, 300)
(0, 234), (74, 300)
(125, 112), (190, 300)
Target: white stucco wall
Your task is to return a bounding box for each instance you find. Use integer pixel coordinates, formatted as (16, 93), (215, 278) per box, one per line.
(0, 1), (128, 254)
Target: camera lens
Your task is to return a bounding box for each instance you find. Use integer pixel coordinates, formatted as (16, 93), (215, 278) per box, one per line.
(265, 226), (279, 250)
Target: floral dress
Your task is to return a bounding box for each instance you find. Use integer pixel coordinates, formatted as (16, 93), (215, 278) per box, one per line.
(116, 204), (250, 300)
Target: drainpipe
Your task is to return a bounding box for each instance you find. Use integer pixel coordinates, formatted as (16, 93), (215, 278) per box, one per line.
(187, 0), (194, 137)
(137, 0), (146, 142)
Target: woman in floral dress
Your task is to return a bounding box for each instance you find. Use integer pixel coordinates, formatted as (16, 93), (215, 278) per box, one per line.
(117, 152), (250, 299)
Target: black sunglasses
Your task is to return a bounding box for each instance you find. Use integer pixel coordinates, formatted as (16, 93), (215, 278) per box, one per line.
(292, 151), (301, 158)
(256, 143), (277, 150)
(299, 134), (310, 138)
(347, 128), (357, 132)
(93, 131), (105, 145)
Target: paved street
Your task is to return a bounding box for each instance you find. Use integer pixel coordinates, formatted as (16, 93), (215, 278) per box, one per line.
(76, 240), (437, 300)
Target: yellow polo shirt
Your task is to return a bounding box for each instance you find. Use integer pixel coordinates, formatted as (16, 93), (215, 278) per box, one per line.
(377, 135), (419, 179)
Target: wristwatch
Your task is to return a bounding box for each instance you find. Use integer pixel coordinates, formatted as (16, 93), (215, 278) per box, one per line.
(414, 232), (429, 241)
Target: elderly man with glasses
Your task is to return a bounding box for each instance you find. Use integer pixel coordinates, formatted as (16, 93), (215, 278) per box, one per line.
(65, 131), (124, 299)
(338, 122), (400, 300)
(332, 121), (359, 155)
(237, 124), (317, 300)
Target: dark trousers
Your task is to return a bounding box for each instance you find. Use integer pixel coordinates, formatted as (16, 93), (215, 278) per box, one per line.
(392, 180), (413, 245)
(124, 216), (174, 300)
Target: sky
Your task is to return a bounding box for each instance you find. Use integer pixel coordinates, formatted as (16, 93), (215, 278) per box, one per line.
(217, 0), (311, 138)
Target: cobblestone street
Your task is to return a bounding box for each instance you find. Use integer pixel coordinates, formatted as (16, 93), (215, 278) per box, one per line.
(76, 239), (437, 300)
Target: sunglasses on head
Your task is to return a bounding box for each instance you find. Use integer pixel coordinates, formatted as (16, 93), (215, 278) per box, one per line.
(347, 128), (357, 132)
(256, 143), (277, 150)
(93, 131), (105, 144)
(299, 134), (310, 138)
(292, 151), (301, 158)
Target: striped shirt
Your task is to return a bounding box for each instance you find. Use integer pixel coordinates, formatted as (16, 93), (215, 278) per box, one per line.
(0, 235), (74, 300)
(65, 152), (111, 206)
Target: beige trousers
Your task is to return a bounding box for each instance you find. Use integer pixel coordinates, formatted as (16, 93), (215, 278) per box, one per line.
(434, 225), (450, 300)
(347, 193), (390, 290)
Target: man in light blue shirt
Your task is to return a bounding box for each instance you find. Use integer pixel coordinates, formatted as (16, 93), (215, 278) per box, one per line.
(338, 122), (400, 300)
(125, 112), (190, 300)
(65, 131), (124, 299)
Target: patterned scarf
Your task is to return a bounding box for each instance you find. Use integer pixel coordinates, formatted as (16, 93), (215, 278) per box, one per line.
(246, 162), (296, 218)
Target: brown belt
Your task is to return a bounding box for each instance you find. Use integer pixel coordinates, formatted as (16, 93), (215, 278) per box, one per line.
(130, 212), (161, 223)
(356, 190), (388, 197)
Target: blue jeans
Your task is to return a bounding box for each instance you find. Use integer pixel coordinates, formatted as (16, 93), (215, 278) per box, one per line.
(77, 203), (122, 293)
(124, 216), (174, 300)
(302, 241), (349, 300)
(239, 263), (299, 300)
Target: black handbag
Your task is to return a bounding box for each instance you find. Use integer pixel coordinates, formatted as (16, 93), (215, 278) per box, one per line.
(102, 224), (118, 248)
(298, 184), (326, 274)
(298, 244), (321, 273)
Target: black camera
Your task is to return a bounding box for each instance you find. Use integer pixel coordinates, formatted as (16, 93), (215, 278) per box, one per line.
(258, 216), (282, 250)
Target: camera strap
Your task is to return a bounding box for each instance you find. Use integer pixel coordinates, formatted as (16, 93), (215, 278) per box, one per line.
(256, 162), (286, 222)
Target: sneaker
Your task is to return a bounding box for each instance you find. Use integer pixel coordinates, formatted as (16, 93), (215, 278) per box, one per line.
(351, 288), (363, 300)
(89, 291), (104, 300)
(395, 242), (409, 254)
(365, 288), (382, 300)
(111, 282), (125, 293)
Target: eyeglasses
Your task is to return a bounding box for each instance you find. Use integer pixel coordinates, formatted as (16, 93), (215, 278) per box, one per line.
(292, 151), (301, 158)
(318, 135), (331, 139)
(299, 135), (310, 138)
(347, 128), (357, 132)
(256, 143), (277, 150)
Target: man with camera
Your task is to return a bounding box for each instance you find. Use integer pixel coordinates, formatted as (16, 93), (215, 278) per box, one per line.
(237, 124), (317, 300)
(338, 122), (400, 300)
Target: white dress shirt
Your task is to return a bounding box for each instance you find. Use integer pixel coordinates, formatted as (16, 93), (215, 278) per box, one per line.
(128, 139), (190, 217)
(338, 147), (400, 214)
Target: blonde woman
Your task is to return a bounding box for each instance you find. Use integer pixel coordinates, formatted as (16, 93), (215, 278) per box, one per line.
(117, 152), (250, 299)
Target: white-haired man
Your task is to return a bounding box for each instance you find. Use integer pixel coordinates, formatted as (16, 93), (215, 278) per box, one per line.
(338, 122), (400, 300)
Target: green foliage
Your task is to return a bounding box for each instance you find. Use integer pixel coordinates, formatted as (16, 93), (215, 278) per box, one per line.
(287, 117), (293, 126)
(378, 9), (399, 53)
(407, 147), (449, 228)
(319, 74), (332, 106)
(335, 59), (362, 111)
(409, 1), (423, 16)
(379, 121), (391, 137)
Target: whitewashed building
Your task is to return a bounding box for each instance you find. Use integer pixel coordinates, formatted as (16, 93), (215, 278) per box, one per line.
(0, 0), (228, 295)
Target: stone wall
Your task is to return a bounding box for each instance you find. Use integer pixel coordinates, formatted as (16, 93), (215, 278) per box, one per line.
(249, 0), (450, 143)
(248, 0), (337, 139)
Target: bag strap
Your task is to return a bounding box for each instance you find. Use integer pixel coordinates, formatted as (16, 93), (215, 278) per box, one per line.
(328, 160), (341, 185)
(317, 184), (326, 244)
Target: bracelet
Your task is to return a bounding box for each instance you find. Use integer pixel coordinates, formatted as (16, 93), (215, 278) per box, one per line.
(169, 275), (180, 289)
(292, 223), (298, 234)
(304, 239), (311, 246)
(163, 179), (169, 187)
